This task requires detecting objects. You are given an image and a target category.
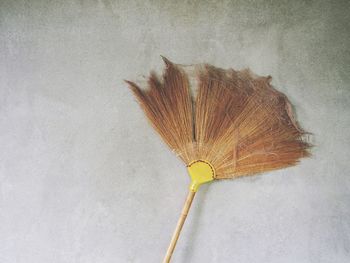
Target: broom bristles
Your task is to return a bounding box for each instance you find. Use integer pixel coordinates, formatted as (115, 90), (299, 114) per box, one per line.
(126, 58), (310, 179)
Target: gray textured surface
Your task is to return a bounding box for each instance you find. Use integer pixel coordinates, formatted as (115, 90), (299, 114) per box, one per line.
(1, 0), (350, 262)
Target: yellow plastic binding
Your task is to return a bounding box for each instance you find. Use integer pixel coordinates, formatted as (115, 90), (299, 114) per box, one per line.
(187, 160), (215, 192)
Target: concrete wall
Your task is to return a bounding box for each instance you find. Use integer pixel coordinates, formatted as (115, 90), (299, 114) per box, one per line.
(1, 0), (349, 262)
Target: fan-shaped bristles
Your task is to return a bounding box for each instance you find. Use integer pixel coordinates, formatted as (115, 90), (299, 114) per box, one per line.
(126, 58), (310, 179)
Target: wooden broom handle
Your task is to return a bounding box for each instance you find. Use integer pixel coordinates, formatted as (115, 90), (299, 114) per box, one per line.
(163, 190), (196, 263)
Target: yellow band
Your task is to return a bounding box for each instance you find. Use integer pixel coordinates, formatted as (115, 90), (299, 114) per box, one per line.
(187, 160), (215, 192)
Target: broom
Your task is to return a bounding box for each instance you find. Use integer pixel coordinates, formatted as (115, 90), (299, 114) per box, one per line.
(125, 57), (310, 262)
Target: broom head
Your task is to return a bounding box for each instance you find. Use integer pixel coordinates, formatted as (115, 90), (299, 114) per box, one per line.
(126, 57), (310, 190)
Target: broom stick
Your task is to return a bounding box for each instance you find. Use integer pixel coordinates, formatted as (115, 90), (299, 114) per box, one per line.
(163, 189), (196, 263)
